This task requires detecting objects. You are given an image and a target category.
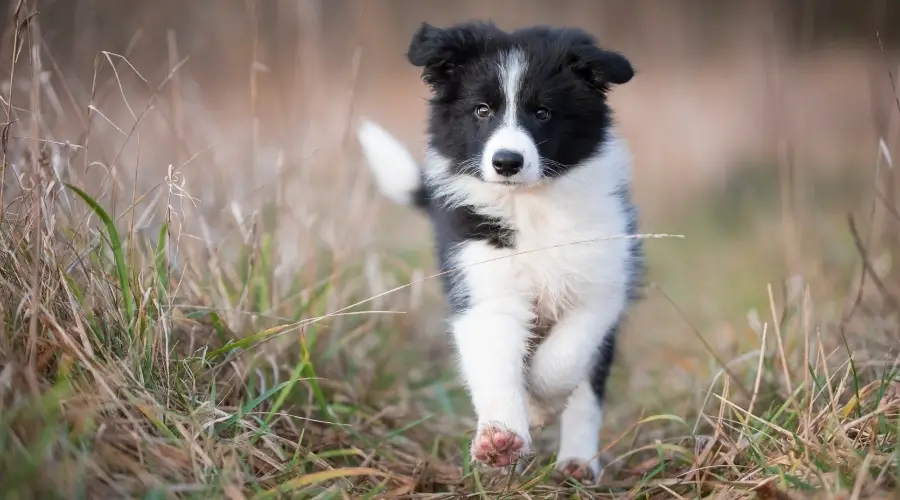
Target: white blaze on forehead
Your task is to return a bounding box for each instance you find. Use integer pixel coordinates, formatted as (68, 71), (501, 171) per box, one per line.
(481, 49), (541, 184)
(500, 50), (527, 127)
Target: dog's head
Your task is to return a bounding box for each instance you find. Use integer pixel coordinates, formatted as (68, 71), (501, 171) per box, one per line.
(409, 21), (633, 188)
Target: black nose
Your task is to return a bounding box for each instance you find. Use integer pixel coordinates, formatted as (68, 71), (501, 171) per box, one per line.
(491, 150), (524, 177)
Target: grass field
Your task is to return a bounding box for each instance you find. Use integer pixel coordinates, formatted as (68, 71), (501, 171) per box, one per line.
(2, 8), (900, 500)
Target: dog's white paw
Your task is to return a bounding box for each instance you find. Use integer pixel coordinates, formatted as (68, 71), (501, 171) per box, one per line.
(554, 458), (601, 484)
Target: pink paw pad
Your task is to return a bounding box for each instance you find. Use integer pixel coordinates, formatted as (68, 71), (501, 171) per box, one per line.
(472, 426), (526, 467)
(555, 460), (596, 484)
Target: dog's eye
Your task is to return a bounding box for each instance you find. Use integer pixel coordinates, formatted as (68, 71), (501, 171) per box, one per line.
(534, 107), (551, 121)
(474, 104), (492, 119)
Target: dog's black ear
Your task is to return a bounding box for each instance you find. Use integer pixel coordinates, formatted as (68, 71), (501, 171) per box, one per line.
(407, 22), (498, 91)
(565, 31), (634, 90)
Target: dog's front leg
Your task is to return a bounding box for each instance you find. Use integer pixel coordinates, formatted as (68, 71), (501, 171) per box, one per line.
(527, 296), (625, 482)
(450, 243), (533, 468)
(453, 301), (533, 467)
(527, 300), (623, 408)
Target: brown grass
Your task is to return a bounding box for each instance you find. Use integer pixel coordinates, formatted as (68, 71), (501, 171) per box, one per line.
(1, 3), (899, 499)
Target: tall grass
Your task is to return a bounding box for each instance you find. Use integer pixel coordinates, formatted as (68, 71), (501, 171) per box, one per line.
(1, 4), (899, 499)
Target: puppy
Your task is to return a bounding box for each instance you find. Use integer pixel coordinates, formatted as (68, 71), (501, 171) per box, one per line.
(357, 21), (643, 482)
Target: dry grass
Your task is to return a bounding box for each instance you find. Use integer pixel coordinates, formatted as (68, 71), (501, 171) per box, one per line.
(2, 4), (900, 500)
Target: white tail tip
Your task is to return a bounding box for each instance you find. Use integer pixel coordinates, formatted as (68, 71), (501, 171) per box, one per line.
(357, 118), (422, 206)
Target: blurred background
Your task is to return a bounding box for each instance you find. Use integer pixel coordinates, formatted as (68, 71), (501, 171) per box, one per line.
(4, 0), (899, 446)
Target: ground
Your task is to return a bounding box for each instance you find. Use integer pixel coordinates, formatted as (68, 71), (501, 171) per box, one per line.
(2, 154), (898, 499)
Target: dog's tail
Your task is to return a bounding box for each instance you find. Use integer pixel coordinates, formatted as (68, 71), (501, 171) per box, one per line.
(357, 118), (428, 210)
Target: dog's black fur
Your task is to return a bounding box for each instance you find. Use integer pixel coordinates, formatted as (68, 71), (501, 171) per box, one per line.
(409, 21), (633, 181)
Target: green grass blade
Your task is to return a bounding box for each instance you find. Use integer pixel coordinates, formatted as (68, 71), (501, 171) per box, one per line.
(215, 378), (308, 435)
(206, 323), (294, 359)
(65, 183), (135, 327)
(263, 357), (308, 428)
(155, 222), (169, 296)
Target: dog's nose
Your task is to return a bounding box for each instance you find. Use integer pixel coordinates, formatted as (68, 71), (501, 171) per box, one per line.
(491, 150), (524, 177)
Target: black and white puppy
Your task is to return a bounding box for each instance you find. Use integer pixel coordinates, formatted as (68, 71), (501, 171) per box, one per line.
(357, 21), (643, 482)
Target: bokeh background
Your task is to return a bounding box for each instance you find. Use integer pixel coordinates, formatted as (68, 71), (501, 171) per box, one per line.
(5, 0), (900, 468)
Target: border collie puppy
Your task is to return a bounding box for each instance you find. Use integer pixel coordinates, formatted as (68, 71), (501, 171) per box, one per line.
(357, 21), (643, 482)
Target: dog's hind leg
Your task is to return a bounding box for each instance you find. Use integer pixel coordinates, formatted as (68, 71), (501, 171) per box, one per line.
(554, 379), (605, 482)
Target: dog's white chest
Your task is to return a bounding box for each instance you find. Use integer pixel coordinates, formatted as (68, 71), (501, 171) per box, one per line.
(457, 191), (631, 321)
(515, 200), (627, 316)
